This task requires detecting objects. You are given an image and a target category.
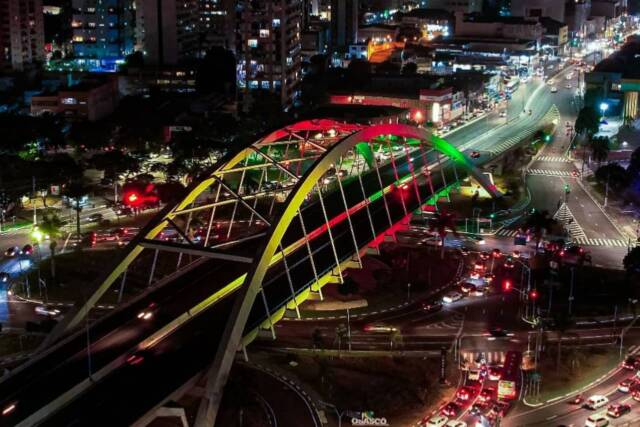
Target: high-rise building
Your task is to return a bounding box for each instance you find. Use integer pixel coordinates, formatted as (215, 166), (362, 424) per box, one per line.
(198, 0), (234, 51)
(236, 0), (302, 110)
(510, 0), (566, 22)
(330, 0), (358, 49)
(71, 0), (134, 70)
(136, 0), (199, 66)
(0, 0), (45, 72)
(427, 0), (483, 13)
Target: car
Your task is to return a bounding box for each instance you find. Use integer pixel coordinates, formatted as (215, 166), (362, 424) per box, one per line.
(585, 414), (609, 427)
(456, 387), (473, 401)
(4, 247), (20, 258)
(583, 395), (609, 410)
(423, 415), (448, 427)
(440, 402), (460, 418)
(469, 271), (481, 280)
(444, 421), (466, 427)
(479, 251), (490, 260)
(547, 79), (555, 85)
(21, 244), (33, 256)
(468, 369), (482, 381)
(137, 302), (157, 321)
(117, 234), (134, 247)
(632, 389), (640, 401)
(503, 258), (515, 269)
(512, 250), (521, 259)
(491, 248), (502, 258)
(470, 151), (481, 159)
(487, 401), (510, 419)
(421, 302), (443, 313)
(35, 305), (61, 317)
(488, 367), (502, 381)
(483, 273), (495, 284)
(460, 282), (476, 294)
(469, 402), (487, 416)
(625, 356), (640, 370)
(565, 83), (572, 89)
(459, 246), (472, 256)
(485, 327), (514, 340)
(499, 111), (507, 118)
(463, 234), (485, 245)
(0, 272), (8, 283)
(478, 387), (495, 403)
(471, 287), (486, 297)
(474, 261), (486, 271)
(114, 206), (133, 216)
(442, 291), (463, 304)
(607, 403), (631, 418)
(363, 323), (398, 333)
(568, 394), (584, 405)
(550, 86), (558, 93)
(618, 378), (635, 393)
(88, 213), (103, 223)
(125, 352), (146, 366)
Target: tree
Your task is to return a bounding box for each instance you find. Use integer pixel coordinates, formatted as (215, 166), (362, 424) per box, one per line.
(347, 59), (371, 90)
(155, 181), (186, 205)
(375, 60), (401, 75)
(196, 47), (236, 95)
(628, 146), (640, 178)
(589, 136), (610, 165)
(89, 151), (141, 181)
(63, 180), (90, 239)
(574, 106), (600, 137)
(524, 210), (557, 248)
(39, 211), (65, 283)
(595, 163), (630, 190)
(401, 62), (418, 75)
(124, 51), (144, 68)
(429, 210), (458, 259)
(624, 247), (640, 277)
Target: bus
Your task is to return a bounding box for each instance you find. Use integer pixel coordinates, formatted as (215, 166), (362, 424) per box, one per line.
(497, 351), (522, 401)
(505, 78), (520, 95)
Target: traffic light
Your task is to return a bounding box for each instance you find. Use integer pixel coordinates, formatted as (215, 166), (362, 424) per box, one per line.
(502, 279), (512, 292)
(564, 184), (571, 193)
(544, 134), (551, 142)
(529, 289), (539, 300)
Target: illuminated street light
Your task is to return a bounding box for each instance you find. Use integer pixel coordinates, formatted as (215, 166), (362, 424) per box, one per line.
(31, 226), (44, 243)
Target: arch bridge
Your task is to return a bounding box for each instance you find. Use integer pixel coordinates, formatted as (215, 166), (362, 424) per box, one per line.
(0, 120), (500, 427)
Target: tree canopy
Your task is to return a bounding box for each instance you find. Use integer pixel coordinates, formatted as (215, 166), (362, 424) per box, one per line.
(574, 107), (600, 136)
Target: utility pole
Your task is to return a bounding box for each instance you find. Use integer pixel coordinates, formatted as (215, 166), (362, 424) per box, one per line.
(32, 176), (37, 226)
(568, 267), (575, 316)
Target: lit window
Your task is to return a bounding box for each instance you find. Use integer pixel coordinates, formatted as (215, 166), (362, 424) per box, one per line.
(248, 39), (258, 48)
(261, 81), (270, 89)
(61, 98), (78, 105)
(612, 83), (622, 91)
(73, 36), (84, 42)
(272, 19), (280, 27)
(260, 29), (270, 38)
(249, 80), (259, 89)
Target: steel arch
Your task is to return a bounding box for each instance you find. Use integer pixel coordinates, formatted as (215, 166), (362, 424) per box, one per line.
(193, 123), (497, 425)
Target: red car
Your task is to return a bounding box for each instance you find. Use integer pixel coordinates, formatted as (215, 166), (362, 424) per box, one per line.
(632, 390), (640, 402)
(488, 367), (502, 381)
(622, 356), (639, 370)
(607, 403), (631, 418)
(491, 248), (502, 258)
(478, 387), (495, 403)
(479, 252), (490, 260)
(441, 402), (460, 417)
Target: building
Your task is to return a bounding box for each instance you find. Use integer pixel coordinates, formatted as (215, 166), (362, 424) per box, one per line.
(198, 0), (234, 51)
(0, 0), (45, 72)
(400, 9), (454, 40)
(565, 0), (592, 36)
(510, 0), (566, 23)
(31, 76), (119, 121)
(331, 0), (358, 49)
(235, 0), (303, 110)
(426, 0), (482, 13)
(539, 17), (569, 55)
(71, 0), (134, 71)
(591, 0), (625, 19)
(136, 0), (200, 66)
(454, 13), (544, 43)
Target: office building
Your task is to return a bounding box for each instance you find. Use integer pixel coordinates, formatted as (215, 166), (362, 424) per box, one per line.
(71, 0), (134, 71)
(136, 0), (199, 66)
(198, 0), (234, 50)
(510, 0), (566, 23)
(427, 0), (483, 13)
(236, 0), (302, 110)
(331, 0), (358, 49)
(0, 0), (45, 72)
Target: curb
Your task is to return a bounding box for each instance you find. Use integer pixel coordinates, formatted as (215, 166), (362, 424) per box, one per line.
(286, 256), (465, 322)
(11, 293), (115, 310)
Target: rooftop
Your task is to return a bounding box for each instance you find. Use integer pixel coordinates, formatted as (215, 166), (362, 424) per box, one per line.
(400, 8), (453, 21)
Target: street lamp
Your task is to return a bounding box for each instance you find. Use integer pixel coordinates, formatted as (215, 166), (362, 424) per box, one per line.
(600, 102), (609, 120)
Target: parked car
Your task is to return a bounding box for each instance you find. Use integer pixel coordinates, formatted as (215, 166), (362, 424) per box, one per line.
(442, 291), (463, 304)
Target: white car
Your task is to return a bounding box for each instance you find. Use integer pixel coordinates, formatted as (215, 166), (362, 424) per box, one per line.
(442, 291), (463, 304)
(584, 395), (609, 410)
(425, 415), (448, 427)
(585, 414), (609, 427)
(445, 421), (466, 427)
(35, 305), (61, 317)
(550, 87), (558, 93)
(499, 111), (507, 118)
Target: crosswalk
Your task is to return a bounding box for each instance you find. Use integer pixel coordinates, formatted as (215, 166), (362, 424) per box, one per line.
(460, 351), (506, 367)
(574, 237), (629, 247)
(535, 156), (571, 163)
(553, 203), (587, 238)
(496, 228), (522, 237)
(527, 169), (575, 177)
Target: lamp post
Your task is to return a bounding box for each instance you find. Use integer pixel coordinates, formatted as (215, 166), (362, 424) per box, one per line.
(600, 102), (609, 120)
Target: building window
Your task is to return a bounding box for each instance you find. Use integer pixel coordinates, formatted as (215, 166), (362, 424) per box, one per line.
(272, 19), (280, 27)
(249, 80), (259, 89)
(248, 39), (258, 48)
(260, 29), (270, 38)
(261, 81), (270, 89)
(61, 98), (78, 105)
(612, 82), (622, 91)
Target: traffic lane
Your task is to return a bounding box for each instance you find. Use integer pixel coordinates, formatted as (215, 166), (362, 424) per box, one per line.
(40, 291), (238, 426)
(257, 332), (454, 351)
(528, 160), (575, 172)
(509, 366), (640, 426)
(565, 177), (623, 239)
(0, 256), (249, 426)
(246, 365), (320, 427)
(528, 175), (567, 214)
